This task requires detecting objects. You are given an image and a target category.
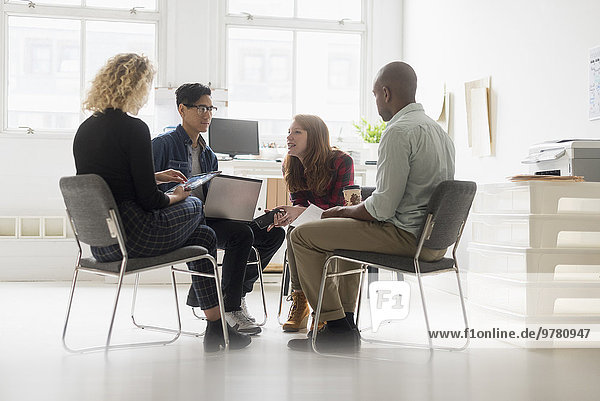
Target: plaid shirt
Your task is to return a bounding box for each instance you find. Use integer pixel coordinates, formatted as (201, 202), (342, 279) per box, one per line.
(290, 151), (354, 209)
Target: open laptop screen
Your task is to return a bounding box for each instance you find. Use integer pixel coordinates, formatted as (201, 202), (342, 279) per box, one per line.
(203, 175), (262, 222)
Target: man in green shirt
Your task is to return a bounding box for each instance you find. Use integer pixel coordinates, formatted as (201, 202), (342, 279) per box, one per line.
(288, 61), (455, 352)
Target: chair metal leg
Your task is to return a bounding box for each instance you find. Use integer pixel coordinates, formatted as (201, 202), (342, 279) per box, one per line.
(414, 261), (434, 350)
(250, 247), (268, 326)
(359, 264), (470, 352)
(277, 250), (290, 326)
(314, 256), (470, 356)
(311, 257), (332, 354)
(454, 266), (470, 350)
(354, 264), (367, 335)
(131, 256), (226, 343)
(105, 260), (127, 349)
(63, 267), (182, 353)
(61, 268), (79, 352)
(192, 307), (207, 321)
(130, 271), (203, 338)
(212, 254), (229, 350)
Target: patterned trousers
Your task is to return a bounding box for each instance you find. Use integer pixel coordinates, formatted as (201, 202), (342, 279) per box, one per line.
(91, 197), (219, 310)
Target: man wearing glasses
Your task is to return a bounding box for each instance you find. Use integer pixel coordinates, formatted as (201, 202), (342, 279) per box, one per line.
(152, 83), (285, 335)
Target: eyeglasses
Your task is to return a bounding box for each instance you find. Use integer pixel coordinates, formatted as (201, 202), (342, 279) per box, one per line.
(184, 104), (218, 114)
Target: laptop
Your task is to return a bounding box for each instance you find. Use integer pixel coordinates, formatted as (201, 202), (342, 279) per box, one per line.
(204, 174), (262, 222)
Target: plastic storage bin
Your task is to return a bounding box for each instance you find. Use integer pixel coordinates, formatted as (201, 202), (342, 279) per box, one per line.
(467, 301), (600, 348)
(470, 213), (600, 248)
(467, 242), (600, 282)
(473, 182), (600, 215)
(467, 271), (600, 317)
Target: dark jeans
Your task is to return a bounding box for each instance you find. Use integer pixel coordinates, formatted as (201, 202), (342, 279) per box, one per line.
(187, 218), (285, 312)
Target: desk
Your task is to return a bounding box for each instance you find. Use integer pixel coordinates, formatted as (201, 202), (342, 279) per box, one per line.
(218, 159), (376, 185)
(217, 159), (377, 272)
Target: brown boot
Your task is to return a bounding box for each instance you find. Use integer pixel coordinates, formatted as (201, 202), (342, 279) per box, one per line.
(283, 291), (310, 332)
(307, 315), (325, 337)
(309, 319), (325, 332)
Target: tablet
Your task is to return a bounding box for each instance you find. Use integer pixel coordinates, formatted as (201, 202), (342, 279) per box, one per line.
(165, 171), (221, 194)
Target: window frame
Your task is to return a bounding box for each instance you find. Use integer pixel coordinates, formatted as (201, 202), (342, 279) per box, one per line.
(220, 0), (371, 144)
(0, 1), (165, 137)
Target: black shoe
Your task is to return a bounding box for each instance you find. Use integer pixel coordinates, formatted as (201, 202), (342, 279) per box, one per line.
(345, 312), (357, 330)
(204, 319), (252, 352)
(288, 326), (360, 353)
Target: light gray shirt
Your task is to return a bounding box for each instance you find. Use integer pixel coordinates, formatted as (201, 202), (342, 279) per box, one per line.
(190, 143), (205, 202)
(364, 103), (455, 236)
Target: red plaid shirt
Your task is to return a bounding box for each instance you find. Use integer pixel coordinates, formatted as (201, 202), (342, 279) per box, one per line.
(289, 151), (354, 210)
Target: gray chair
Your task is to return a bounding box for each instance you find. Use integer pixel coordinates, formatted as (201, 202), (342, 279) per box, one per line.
(277, 186), (377, 325)
(312, 180), (477, 353)
(59, 174), (228, 352)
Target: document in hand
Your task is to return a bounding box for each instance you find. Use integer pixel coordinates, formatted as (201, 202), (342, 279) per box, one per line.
(292, 204), (324, 227)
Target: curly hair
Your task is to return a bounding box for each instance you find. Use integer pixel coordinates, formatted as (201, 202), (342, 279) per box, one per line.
(83, 53), (155, 115)
(283, 114), (342, 196)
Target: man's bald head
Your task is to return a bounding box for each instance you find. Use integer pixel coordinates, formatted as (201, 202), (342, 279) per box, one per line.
(372, 61), (417, 121)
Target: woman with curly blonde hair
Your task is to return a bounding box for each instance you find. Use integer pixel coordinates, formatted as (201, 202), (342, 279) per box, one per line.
(73, 53), (251, 352)
(271, 114), (354, 332)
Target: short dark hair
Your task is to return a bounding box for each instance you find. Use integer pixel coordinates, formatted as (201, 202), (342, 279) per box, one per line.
(175, 83), (211, 106)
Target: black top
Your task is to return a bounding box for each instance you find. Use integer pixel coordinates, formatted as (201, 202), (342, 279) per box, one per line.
(73, 109), (169, 211)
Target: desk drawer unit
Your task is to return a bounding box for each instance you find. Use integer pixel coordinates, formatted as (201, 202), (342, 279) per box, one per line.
(473, 182), (600, 215)
(467, 242), (600, 282)
(467, 272), (600, 317)
(470, 213), (600, 248)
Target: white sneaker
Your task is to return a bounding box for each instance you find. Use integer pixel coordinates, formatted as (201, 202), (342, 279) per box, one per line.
(240, 297), (256, 323)
(225, 310), (261, 335)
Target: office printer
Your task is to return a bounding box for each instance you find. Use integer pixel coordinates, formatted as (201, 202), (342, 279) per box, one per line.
(521, 140), (600, 182)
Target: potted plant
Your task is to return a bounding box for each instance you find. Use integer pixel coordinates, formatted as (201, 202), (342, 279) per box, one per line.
(352, 117), (386, 161)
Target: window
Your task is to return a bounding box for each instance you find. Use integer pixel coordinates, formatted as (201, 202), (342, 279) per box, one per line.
(225, 0), (365, 146)
(3, 2), (159, 134)
(7, 17), (81, 131)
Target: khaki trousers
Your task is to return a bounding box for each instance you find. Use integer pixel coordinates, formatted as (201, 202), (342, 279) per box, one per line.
(285, 227), (303, 292)
(289, 218), (446, 322)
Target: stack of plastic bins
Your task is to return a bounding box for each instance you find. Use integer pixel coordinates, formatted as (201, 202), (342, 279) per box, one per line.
(467, 181), (600, 347)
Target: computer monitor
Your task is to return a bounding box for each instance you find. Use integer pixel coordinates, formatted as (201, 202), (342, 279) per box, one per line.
(208, 117), (260, 159)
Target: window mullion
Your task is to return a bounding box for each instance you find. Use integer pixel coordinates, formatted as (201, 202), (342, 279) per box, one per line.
(1, 11), (6, 131)
(79, 18), (86, 125)
(224, 15), (365, 33)
(2, 4), (159, 22)
(291, 30), (297, 117)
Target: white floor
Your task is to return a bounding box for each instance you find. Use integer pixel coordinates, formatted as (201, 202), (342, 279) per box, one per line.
(1, 279), (600, 401)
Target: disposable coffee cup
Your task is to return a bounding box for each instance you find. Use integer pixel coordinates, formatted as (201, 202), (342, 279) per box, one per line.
(343, 185), (362, 206)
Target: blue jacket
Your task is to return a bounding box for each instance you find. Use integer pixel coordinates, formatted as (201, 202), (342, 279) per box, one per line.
(151, 124), (219, 194)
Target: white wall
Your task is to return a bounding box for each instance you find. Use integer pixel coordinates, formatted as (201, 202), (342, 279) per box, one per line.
(402, 0), (600, 290)
(0, 0), (401, 280)
(403, 0), (600, 183)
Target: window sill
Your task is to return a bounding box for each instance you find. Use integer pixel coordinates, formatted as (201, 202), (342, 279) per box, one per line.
(0, 132), (75, 140)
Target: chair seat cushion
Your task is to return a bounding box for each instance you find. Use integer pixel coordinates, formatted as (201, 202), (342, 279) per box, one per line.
(333, 249), (455, 274)
(79, 245), (209, 274)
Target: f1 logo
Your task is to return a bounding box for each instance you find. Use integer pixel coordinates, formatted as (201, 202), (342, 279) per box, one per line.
(368, 281), (410, 333)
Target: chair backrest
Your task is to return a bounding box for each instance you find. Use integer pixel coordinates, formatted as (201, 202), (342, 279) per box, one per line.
(361, 186), (376, 201)
(417, 180), (477, 250)
(59, 174), (123, 247)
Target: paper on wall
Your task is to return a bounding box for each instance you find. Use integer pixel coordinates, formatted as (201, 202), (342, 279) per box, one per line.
(590, 46), (600, 120)
(464, 77), (491, 147)
(436, 85), (452, 138)
(470, 87), (491, 157)
(291, 204), (324, 227)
